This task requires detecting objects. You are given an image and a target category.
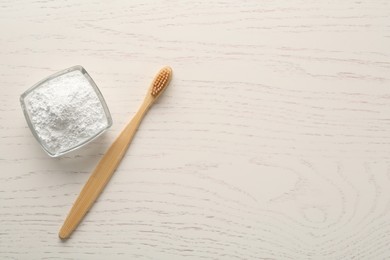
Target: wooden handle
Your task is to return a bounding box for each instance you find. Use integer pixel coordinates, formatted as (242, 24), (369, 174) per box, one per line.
(59, 98), (152, 239)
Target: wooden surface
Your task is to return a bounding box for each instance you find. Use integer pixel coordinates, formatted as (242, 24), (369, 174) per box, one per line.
(1, 0), (390, 259)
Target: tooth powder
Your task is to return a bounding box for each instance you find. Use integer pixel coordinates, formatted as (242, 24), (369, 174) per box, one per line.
(24, 69), (110, 156)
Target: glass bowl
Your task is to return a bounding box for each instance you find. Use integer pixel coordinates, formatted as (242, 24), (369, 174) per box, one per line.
(20, 65), (112, 157)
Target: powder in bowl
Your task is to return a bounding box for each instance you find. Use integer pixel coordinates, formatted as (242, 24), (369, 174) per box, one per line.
(20, 66), (112, 157)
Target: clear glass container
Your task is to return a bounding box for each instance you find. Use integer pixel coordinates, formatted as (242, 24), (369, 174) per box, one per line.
(20, 65), (112, 157)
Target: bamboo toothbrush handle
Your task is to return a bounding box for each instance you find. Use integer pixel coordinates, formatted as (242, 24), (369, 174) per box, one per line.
(59, 98), (152, 239)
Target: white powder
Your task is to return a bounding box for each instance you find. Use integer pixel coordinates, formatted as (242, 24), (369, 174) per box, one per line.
(25, 70), (109, 156)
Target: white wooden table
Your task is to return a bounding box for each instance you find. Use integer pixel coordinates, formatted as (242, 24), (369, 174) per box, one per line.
(1, 1), (390, 259)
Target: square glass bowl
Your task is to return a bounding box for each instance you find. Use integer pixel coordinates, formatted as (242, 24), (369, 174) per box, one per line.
(20, 65), (112, 157)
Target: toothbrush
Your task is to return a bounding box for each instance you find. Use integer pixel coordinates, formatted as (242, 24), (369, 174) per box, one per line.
(59, 66), (173, 239)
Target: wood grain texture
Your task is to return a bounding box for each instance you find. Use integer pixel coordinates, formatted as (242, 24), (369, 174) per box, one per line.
(1, 0), (390, 259)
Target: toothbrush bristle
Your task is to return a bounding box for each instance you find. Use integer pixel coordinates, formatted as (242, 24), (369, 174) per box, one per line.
(151, 67), (172, 97)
